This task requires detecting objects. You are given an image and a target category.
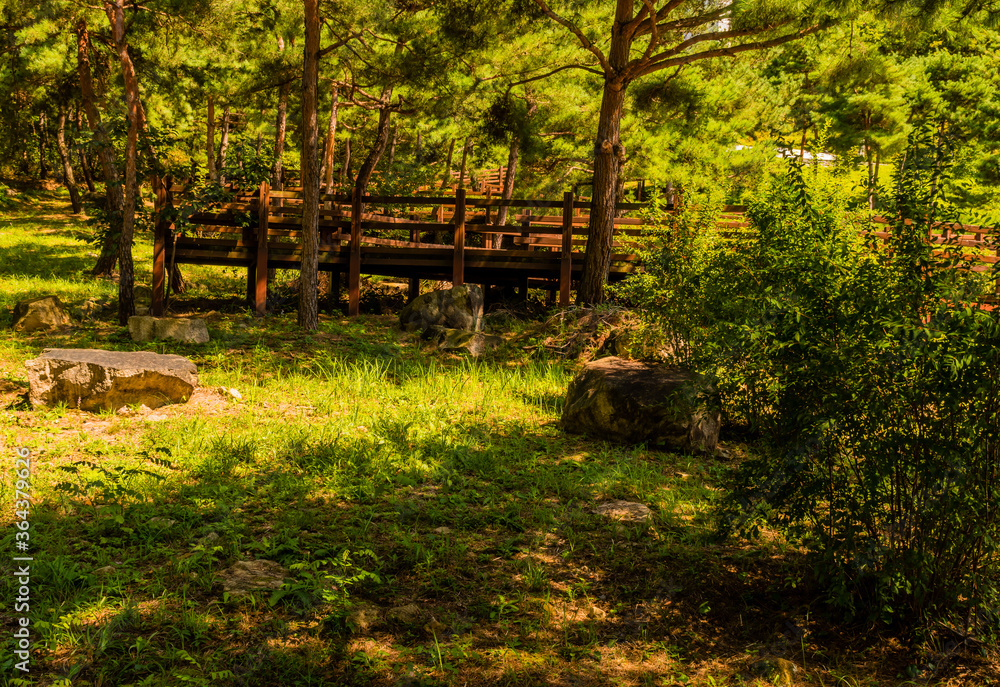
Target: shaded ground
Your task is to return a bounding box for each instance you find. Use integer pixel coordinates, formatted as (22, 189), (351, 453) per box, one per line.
(1, 191), (997, 686)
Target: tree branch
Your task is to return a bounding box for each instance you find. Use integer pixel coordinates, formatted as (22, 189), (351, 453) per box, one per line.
(631, 0), (688, 37)
(504, 63), (604, 95)
(529, 0), (612, 74)
(637, 22), (829, 77)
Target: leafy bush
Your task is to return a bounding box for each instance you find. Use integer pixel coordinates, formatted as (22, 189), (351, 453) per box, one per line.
(629, 126), (1000, 629)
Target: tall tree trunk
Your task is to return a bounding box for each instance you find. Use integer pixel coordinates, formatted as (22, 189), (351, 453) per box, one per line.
(491, 137), (520, 249)
(457, 137), (471, 190)
(440, 137), (455, 188)
(55, 105), (83, 213)
(388, 124), (397, 164)
(206, 96), (217, 181)
(107, 0), (142, 325)
(578, 0), (633, 305)
(340, 137), (351, 184)
(273, 82), (289, 189)
(355, 109), (394, 216)
(217, 105), (231, 184)
(38, 112), (49, 179)
(299, 0), (321, 330)
(322, 85), (338, 193)
(74, 105), (96, 193)
(77, 17), (125, 277)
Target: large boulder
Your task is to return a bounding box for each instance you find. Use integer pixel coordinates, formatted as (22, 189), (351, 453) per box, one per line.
(561, 357), (719, 451)
(12, 296), (72, 333)
(128, 316), (210, 344)
(25, 348), (198, 412)
(399, 284), (483, 333)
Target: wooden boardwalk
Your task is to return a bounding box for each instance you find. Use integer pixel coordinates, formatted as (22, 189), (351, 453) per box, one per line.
(150, 180), (702, 316)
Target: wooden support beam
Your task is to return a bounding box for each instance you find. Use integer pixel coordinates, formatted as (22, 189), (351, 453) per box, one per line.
(409, 221), (420, 300)
(349, 190), (362, 316)
(256, 182), (270, 315)
(453, 188), (466, 286)
(560, 190), (573, 306)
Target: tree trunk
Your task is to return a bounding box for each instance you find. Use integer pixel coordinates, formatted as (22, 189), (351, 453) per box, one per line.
(578, 0), (633, 305)
(77, 17), (125, 277)
(388, 124), (397, 164)
(323, 85), (338, 193)
(355, 108), (394, 214)
(206, 96), (217, 181)
(273, 81), (289, 189)
(440, 137), (455, 188)
(218, 105), (231, 183)
(55, 105), (82, 213)
(490, 137), (520, 249)
(38, 112), (50, 180)
(74, 105), (96, 193)
(340, 137), (351, 184)
(107, 0), (141, 325)
(299, 0), (321, 330)
(458, 137), (471, 190)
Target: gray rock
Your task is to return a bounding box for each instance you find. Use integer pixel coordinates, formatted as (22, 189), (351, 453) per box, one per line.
(25, 348), (198, 412)
(399, 284), (483, 333)
(561, 357), (720, 451)
(12, 295), (72, 332)
(128, 316), (210, 344)
(437, 329), (503, 357)
(593, 500), (653, 524)
(148, 516), (177, 527)
(218, 559), (288, 596)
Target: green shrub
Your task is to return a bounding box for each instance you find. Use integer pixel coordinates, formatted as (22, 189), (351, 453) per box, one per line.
(629, 126), (1000, 629)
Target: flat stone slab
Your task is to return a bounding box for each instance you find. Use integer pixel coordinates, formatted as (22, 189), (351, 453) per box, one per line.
(129, 316), (210, 344)
(25, 348), (198, 412)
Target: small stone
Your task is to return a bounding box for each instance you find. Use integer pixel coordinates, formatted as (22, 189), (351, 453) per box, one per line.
(593, 500), (653, 524)
(94, 565), (116, 576)
(198, 532), (221, 546)
(218, 386), (242, 401)
(437, 329), (503, 357)
(387, 603), (424, 624)
(217, 559), (288, 596)
(433, 526), (452, 535)
(134, 305), (149, 316)
(128, 316), (210, 344)
(346, 602), (382, 632)
(148, 516), (177, 527)
(751, 658), (799, 686)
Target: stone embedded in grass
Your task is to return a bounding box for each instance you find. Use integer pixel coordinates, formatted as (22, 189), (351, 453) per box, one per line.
(399, 284), (484, 333)
(436, 328), (503, 357)
(25, 348), (198, 412)
(593, 500), (653, 524)
(217, 560), (289, 596)
(128, 315), (210, 344)
(561, 356), (720, 451)
(386, 603), (425, 624)
(11, 295), (72, 332)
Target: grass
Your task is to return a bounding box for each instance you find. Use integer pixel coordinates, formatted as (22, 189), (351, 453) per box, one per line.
(1, 190), (997, 686)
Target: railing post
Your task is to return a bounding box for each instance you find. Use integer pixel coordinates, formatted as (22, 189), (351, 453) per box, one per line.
(152, 175), (167, 316)
(349, 189), (362, 316)
(560, 190), (573, 306)
(409, 221), (420, 301)
(453, 188), (466, 286)
(256, 181), (270, 316)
